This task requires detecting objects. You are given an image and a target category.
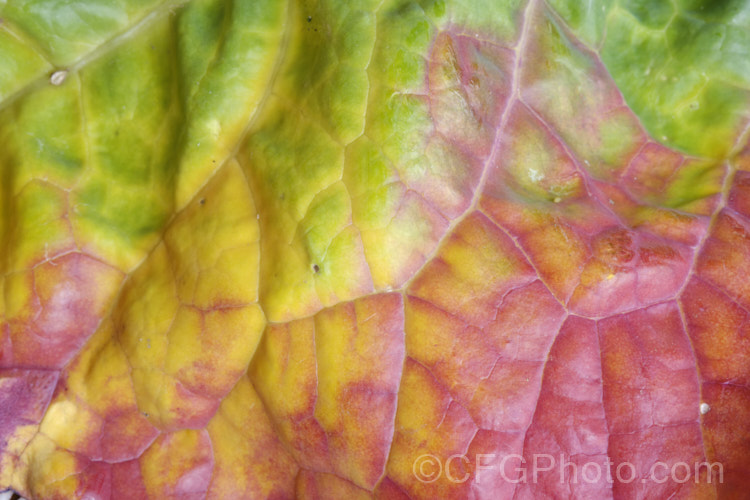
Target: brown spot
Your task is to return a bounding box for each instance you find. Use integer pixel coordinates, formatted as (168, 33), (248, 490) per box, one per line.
(593, 228), (635, 264)
(439, 35), (460, 83)
(639, 245), (677, 265)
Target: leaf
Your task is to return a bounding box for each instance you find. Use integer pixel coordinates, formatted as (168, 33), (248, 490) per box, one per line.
(1, 0), (749, 498)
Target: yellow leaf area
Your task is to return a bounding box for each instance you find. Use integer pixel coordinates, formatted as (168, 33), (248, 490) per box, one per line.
(1, 151), (408, 496)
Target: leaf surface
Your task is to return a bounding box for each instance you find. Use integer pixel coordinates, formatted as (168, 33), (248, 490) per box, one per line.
(1, 0), (749, 498)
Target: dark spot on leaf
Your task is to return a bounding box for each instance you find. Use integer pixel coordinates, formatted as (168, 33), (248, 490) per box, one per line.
(199, 198), (206, 205)
(312, 264), (320, 273)
(307, 16), (312, 22)
(639, 245), (677, 265)
(593, 228), (635, 264)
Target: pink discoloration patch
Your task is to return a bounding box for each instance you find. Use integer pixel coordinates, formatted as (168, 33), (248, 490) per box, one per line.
(100, 410), (160, 463)
(428, 31), (514, 159)
(624, 142), (685, 199)
(385, 359), (478, 499)
(140, 430), (214, 500)
(519, 6), (646, 182)
(406, 280), (565, 431)
(598, 304), (711, 498)
(518, 317), (611, 499)
(205, 375), (298, 499)
(608, 424), (710, 498)
(74, 460), (112, 500)
(111, 459), (149, 499)
(696, 211), (750, 310)
(463, 430), (526, 499)
(171, 306), (259, 402)
(249, 318), (332, 470)
(469, 360), (548, 432)
(700, 383), (750, 495)
(592, 180), (709, 246)
(408, 211), (537, 327)
(0, 369), (58, 461)
(681, 277), (750, 385)
(727, 170), (750, 218)
(622, 143), (727, 216)
(251, 294), (404, 491)
(296, 469), (372, 499)
(736, 143), (750, 171)
(569, 228), (693, 316)
(599, 303), (700, 433)
(6, 253), (123, 369)
(374, 477), (412, 499)
(0, 369), (59, 426)
(165, 380), (221, 431)
(484, 280), (566, 358)
(313, 293), (405, 490)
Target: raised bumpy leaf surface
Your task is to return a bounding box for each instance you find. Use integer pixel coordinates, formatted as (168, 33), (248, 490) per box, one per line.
(1, 0), (749, 498)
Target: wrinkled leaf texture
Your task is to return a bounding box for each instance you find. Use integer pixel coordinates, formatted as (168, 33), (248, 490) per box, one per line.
(1, 0), (749, 498)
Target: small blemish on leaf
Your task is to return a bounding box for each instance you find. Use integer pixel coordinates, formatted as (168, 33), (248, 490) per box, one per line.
(312, 264), (320, 273)
(307, 16), (312, 22)
(700, 402), (710, 415)
(553, 196), (561, 203)
(199, 198), (206, 205)
(50, 70), (68, 86)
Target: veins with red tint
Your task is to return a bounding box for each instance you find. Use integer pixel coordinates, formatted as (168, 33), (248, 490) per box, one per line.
(379, 0), (747, 498)
(3, 0), (750, 498)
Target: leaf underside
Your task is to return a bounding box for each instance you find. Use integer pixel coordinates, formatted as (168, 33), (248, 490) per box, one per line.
(1, 0), (749, 498)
